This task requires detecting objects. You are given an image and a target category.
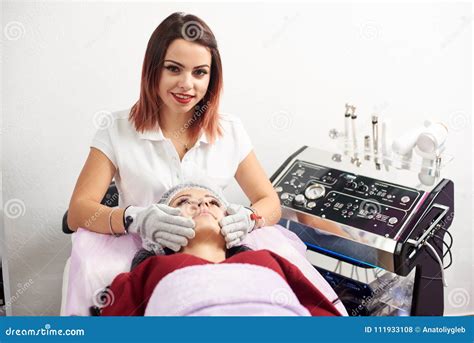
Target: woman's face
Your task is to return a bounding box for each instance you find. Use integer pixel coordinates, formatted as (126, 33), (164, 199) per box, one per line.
(169, 188), (225, 231)
(158, 38), (212, 116)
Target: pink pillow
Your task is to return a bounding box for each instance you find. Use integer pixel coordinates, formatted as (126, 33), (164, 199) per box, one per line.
(64, 228), (141, 316)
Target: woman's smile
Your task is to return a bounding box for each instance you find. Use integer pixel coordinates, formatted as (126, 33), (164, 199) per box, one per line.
(170, 92), (195, 104)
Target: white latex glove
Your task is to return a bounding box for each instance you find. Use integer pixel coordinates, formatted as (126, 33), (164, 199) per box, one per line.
(219, 204), (255, 249)
(125, 204), (195, 252)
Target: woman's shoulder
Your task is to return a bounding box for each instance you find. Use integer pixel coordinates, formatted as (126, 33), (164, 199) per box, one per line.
(218, 113), (248, 135)
(219, 112), (244, 124)
(110, 108), (132, 124)
(97, 108), (135, 134)
(215, 113), (253, 155)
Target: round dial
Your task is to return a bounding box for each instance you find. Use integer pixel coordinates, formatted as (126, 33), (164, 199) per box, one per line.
(304, 184), (325, 200)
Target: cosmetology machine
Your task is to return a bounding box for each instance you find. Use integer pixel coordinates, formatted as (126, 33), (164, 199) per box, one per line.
(271, 104), (454, 316)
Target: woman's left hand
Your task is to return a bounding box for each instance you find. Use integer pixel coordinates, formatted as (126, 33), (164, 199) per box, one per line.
(219, 204), (255, 248)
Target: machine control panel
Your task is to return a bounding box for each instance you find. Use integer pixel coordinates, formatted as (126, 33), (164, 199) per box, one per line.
(274, 160), (424, 238)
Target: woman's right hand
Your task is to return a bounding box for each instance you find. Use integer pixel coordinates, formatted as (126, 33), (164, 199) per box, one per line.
(124, 204), (195, 252)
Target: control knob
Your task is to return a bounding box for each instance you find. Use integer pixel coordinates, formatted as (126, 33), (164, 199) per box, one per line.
(294, 194), (306, 205)
(304, 184), (326, 200)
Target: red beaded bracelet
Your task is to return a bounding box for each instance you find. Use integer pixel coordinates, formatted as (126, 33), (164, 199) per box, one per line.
(246, 206), (265, 230)
(250, 213), (262, 221)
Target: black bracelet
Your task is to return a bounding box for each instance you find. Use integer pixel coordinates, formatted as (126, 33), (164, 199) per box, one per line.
(123, 205), (133, 234)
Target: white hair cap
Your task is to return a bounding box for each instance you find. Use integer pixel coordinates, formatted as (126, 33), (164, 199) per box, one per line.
(157, 178), (229, 208)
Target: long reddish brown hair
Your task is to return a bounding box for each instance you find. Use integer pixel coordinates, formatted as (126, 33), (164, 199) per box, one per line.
(130, 12), (223, 143)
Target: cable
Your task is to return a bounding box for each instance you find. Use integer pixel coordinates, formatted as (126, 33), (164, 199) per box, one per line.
(443, 255), (453, 269)
(422, 224), (454, 271)
(424, 241), (448, 287)
(423, 238), (443, 263)
(433, 234), (453, 269)
(437, 227), (453, 247)
(436, 227), (453, 247)
(432, 234), (448, 257)
(423, 235), (453, 271)
(432, 226), (454, 268)
(420, 276), (442, 281)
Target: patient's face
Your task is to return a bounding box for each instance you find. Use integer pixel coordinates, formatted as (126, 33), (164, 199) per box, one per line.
(169, 188), (225, 231)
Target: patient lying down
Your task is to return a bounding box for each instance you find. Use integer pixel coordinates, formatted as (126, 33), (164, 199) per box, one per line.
(97, 182), (341, 316)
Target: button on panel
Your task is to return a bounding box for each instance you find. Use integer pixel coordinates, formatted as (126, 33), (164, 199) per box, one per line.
(294, 194), (306, 204)
(388, 217), (398, 225)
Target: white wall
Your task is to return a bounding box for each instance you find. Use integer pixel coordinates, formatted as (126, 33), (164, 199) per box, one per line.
(2, 1), (472, 315)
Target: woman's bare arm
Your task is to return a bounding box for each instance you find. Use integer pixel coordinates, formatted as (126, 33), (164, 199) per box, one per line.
(235, 151), (282, 227)
(67, 148), (125, 234)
